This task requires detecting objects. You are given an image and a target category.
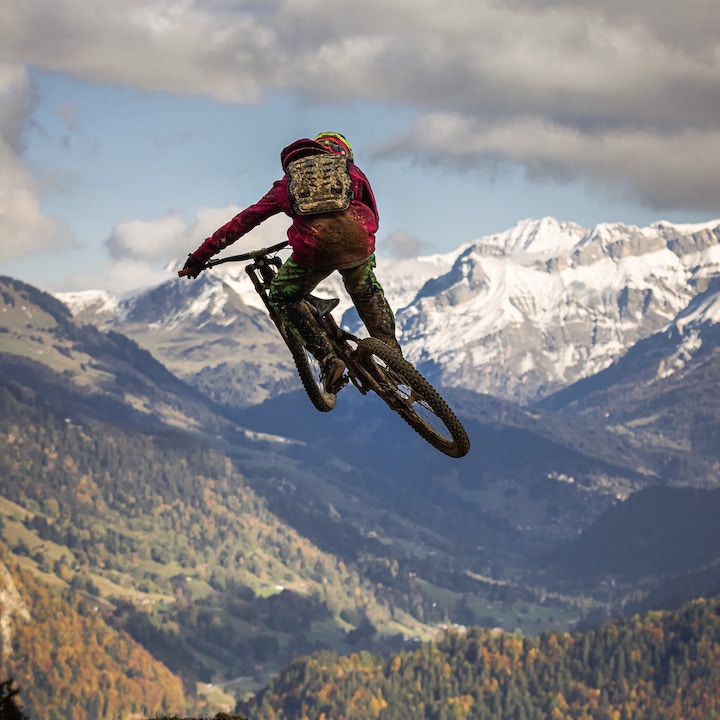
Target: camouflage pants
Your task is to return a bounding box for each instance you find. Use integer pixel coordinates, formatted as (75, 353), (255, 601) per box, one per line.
(268, 254), (400, 361)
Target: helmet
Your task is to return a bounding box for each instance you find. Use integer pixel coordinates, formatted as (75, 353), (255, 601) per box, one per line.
(314, 132), (353, 160)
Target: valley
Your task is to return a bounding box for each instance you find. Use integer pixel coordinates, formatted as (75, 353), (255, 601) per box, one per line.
(2, 216), (720, 717)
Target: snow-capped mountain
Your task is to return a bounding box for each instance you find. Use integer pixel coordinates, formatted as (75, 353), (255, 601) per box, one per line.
(57, 216), (720, 406)
(394, 217), (720, 402)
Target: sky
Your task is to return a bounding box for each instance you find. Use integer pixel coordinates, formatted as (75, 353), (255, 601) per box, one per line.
(1, 0), (719, 295)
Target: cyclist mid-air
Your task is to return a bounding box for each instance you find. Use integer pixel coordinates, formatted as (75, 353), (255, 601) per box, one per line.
(181, 132), (401, 393)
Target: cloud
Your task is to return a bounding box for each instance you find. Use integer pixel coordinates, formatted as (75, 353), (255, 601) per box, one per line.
(5, 0), (718, 122)
(2, 0), (720, 258)
(0, 64), (62, 262)
(105, 207), (291, 263)
(105, 211), (194, 262)
(98, 206), (291, 292)
(382, 229), (432, 260)
(1, 0), (279, 102)
(374, 113), (720, 210)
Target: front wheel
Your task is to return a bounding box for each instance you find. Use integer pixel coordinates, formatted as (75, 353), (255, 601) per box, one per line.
(355, 338), (470, 458)
(273, 310), (336, 412)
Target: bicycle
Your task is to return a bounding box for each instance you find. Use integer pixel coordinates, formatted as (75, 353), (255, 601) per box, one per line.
(179, 241), (470, 458)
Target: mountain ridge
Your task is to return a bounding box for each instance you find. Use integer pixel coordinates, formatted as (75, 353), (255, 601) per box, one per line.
(396, 217), (720, 402)
(56, 216), (720, 407)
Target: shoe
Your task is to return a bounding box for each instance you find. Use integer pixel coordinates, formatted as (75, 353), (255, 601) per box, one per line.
(321, 354), (346, 393)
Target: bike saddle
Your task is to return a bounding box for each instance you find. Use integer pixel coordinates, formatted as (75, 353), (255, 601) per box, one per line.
(307, 296), (340, 317)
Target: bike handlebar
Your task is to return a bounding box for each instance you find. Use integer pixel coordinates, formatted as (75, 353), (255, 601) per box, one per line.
(177, 240), (289, 277)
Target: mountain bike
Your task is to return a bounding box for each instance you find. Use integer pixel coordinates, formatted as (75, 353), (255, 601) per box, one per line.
(179, 242), (470, 458)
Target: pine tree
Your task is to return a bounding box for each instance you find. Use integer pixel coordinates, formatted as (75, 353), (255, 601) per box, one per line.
(0, 679), (29, 720)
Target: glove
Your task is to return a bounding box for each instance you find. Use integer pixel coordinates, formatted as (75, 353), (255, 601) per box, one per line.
(181, 253), (205, 279)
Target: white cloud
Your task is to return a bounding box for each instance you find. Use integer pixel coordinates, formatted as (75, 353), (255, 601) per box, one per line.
(96, 206), (290, 292)
(382, 229), (432, 260)
(105, 206), (291, 263)
(5, 0), (718, 126)
(1, 0), (278, 102)
(0, 150), (60, 262)
(106, 211), (193, 261)
(376, 113), (720, 210)
(2, 0), (719, 271)
(0, 64), (62, 262)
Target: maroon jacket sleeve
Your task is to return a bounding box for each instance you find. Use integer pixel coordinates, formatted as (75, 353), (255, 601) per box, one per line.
(192, 180), (291, 263)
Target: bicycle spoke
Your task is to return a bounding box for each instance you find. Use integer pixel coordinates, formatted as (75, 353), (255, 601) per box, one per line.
(358, 341), (470, 457)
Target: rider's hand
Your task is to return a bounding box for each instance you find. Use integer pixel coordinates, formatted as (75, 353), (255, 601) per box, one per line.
(181, 253), (205, 279)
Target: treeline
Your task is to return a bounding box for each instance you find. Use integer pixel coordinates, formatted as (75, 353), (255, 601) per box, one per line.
(0, 679), (28, 720)
(0, 547), (185, 720)
(239, 594), (720, 719)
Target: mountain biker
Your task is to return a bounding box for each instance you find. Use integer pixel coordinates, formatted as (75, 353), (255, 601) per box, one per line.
(181, 131), (401, 392)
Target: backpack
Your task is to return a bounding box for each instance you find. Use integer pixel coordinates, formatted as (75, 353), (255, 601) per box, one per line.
(286, 153), (353, 215)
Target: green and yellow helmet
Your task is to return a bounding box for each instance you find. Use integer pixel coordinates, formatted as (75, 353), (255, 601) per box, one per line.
(314, 131), (353, 160)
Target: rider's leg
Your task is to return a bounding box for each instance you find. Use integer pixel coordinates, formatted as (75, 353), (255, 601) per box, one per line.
(340, 255), (403, 355)
(268, 258), (334, 359)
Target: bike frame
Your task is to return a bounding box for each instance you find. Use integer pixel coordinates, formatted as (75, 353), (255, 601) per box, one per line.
(302, 295), (383, 396)
(209, 243), (381, 397)
(181, 241), (470, 457)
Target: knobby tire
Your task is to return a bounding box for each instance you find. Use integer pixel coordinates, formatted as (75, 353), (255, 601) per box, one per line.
(355, 338), (470, 458)
(276, 310), (336, 413)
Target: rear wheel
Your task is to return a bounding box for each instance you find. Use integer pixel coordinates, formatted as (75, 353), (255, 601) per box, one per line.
(355, 338), (470, 458)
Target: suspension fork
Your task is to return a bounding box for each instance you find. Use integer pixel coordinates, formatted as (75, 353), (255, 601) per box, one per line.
(245, 256), (281, 313)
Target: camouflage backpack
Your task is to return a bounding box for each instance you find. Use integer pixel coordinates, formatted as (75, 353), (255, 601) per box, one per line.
(286, 153), (353, 215)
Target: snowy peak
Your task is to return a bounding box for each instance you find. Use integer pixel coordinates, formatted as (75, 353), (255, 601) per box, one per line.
(56, 289), (120, 324)
(475, 217), (587, 258)
(395, 217), (720, 402)
(472, 217), (720, 270)
(121, 275), (254, 329)
(59, 273), (261, 331)
(674, 283), (720, 331)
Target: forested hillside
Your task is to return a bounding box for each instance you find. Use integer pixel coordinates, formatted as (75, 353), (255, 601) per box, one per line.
(0, 367), (429, 706)
(5, 271), (720, 718)
(239, 594), (720, 720)
(0, 545), (185, 720)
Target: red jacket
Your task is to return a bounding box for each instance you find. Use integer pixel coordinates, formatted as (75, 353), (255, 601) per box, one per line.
(192, 141), (379, 269)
